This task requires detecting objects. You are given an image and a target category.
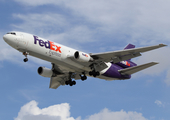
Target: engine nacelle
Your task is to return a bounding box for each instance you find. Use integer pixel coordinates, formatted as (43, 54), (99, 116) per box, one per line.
(37, 67), (53, 78)
(74, 51), (93, 62)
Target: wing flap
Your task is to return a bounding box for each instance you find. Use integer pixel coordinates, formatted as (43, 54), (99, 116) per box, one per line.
(118, 62), (158, 75)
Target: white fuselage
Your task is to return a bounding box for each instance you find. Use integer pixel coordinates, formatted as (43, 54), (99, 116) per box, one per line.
(3, 31), (114, 80)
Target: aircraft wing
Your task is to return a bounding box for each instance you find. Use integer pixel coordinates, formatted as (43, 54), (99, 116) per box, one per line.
(49, 64), (81, 89)
(49, 74), (70, 89)
(91, 44), (167, 63)
(49, 76), (61, 89)
(48, 63), (68, 89)
(118, 62), (158, 75)
(49, 73), (82, 89)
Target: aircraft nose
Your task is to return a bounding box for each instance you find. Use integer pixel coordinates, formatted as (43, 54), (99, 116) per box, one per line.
(3, 34), (12, 43)
(3, 33), (17, 47)
(3, 34), (8, 42)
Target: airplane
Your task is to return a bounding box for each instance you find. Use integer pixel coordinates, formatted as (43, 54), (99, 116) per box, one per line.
(3, 31), (167, 89)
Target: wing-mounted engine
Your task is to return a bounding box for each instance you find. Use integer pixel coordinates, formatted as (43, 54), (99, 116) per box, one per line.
(74, 51), (93, 62)
(38, 67), (53, 78)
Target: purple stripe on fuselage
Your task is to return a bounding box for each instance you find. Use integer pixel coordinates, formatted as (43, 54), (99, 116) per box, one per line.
(103, 63), (131, 79)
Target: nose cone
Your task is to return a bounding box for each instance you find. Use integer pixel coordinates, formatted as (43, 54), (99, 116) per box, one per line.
(3, 34), (13, 43)
(3, 33), (17, 48)
(3, 34), (8, 42)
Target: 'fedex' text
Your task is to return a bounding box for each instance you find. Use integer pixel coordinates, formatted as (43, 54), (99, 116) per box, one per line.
(34, 36), (62, 53)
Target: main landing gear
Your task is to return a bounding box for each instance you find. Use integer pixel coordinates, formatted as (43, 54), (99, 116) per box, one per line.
(65, 72), (88, 86)
(89, 64), (100, 77)
(65, 80), (76, 86)
(23, 52), (29, 62)
(65, 72), (76, 86)
(89, 70), (100, 77)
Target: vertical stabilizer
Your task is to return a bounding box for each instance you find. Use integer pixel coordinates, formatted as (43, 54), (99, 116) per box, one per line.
(120, 43), (137, 67)
(124, 44), (135, 50)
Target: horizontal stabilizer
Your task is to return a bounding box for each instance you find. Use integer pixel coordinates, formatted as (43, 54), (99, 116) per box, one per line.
(118, 62), (158, 75)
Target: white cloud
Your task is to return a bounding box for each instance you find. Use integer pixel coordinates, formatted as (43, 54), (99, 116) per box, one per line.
(12, 0), (170, 46)
(14, 0), (62, 6)
(12, 13), (68, 35)
(83, 108), (147, 120)
(15, 101), (148, 120)
(165, 69), (170, 86)
(66, 0), (170, 45)
(155, 100), (164, 107)
(14, 100), (74, 120)
(14, 0), (170, 45)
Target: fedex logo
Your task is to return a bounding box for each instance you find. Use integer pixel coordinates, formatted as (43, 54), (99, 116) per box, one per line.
(82, 53), (88, 57)
(34, 36), (61, 53)
(121, 61), (131, 66)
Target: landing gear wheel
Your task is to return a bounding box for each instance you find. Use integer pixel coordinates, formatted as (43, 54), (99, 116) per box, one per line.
(23, 58), (28, 62)
(81, 75), (87, 81)
(72, 81), (76, 85)
(89, 70), (100, 77)
(96, 71), (100, 76)
(65, 80), (76, 86)
(65, 81), (69, 85)
(93, 74), (97, 77)
(89, 71), (93, 76)
(80, 72), (87, 81)
(69, 83), (73, 86)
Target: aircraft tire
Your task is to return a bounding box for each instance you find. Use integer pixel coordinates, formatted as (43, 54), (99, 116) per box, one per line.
(89, 71), (93, 76)
(23, 58), (28, 62)
(93, 74), (96, 77)
(81, 76), (87, 81)
(65, 81), (69, 85)
(96, 71), (100, 76)
(72, 81), (76, 85)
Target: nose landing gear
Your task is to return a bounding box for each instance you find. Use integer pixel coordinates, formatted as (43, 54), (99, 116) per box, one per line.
(23, 52), (29, 62)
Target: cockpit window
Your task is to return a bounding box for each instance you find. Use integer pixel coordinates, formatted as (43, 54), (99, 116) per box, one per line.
(7, 32), (16, 35)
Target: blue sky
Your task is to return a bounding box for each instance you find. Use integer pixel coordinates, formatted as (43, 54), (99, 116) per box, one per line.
(1, 0), (170, 120)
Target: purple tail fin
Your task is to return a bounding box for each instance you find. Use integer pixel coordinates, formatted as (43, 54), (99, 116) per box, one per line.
(124, 44), (137, 66)
(124, 44), (135, 50)
(115, 44), (137, 68)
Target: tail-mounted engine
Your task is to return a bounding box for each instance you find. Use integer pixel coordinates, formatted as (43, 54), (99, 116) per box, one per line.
(37, 67), (53, 78)
(74, 51), (93, 62)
